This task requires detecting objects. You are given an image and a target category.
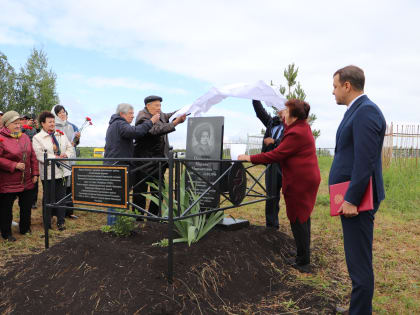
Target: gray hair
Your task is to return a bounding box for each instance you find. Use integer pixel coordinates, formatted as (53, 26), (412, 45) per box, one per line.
(116, 103), (133, 115)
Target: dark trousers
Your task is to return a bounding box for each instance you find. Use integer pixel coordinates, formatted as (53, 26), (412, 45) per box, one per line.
(341, 202), (379, 315)
(265, 163), (282, 228)
(0, 190), (33, 238)
(32, 181), (39, 206)
(290, 217), (311, 265)
(42, 178), (67, 226)
(132, 166), (166, 216)
(65, 186), (74, 216)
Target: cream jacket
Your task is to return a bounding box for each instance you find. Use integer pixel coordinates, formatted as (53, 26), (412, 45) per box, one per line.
(33, 129), (75, 180)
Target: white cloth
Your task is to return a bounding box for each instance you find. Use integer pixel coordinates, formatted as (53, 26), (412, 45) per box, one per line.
(32, 129), (75, 180)
(230, 144), (247, 160)
(170, 80), (287, 119)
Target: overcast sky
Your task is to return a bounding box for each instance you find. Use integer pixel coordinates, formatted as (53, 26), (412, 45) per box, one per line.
(1, 0), (419, 149)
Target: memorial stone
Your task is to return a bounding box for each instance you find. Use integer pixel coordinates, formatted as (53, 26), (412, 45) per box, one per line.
(185, 117), (224, 210)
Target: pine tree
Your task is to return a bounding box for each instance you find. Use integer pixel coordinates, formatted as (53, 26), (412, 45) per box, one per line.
(15, 48), (59, 115)
(276, 63), (320, 140)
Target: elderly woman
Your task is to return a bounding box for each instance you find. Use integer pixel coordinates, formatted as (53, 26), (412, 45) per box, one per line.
(0, 111), (39, 241)
(52, 105), (80, 218)
(239, 99), (321, 272)
(33, 111), (75, 231)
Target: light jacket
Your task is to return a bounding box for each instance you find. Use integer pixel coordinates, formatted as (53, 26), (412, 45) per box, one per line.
(32, 129), (75, 180)
(0, 127), (39, 193)
(52, 105), (78, 164)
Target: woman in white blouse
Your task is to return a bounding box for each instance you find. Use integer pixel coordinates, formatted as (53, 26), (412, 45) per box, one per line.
(33, 111), (75, 231)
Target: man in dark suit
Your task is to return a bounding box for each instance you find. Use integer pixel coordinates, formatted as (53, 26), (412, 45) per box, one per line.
(252, 100), (285, 229)
(329, 65), (386, 314)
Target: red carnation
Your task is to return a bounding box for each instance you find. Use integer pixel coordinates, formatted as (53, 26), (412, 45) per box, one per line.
(89, 121), (93, 125)
(0, 138), (4, 142)
(23, 124), (33, 130)
(86, 117), (92, 121)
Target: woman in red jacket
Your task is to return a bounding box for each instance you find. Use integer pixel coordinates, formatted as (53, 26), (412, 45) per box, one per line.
(239, 99), (320, 272)
(0, 111), (39, 242)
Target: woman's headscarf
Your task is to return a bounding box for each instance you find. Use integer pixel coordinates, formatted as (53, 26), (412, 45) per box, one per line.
(51, 105), (75, 143)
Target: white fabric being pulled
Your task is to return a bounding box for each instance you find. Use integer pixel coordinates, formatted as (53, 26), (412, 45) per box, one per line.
(170, 80), (287, 119)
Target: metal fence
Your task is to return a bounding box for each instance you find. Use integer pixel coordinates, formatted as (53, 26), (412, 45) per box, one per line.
(42, 151), (274, 283)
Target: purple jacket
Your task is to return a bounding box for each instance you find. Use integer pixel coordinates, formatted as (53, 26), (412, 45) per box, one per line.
(0, 127), (39, 193)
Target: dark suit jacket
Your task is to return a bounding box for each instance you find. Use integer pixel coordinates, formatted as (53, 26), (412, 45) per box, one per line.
(252, 100), (284, 153)
(133, 107), (177, 158)
(329, 95), (386, 206)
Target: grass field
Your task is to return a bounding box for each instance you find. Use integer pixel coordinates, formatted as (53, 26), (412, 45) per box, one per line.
(1, 155), (419, 314)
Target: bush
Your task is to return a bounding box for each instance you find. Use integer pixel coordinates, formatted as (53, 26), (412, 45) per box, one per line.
(101, 209), (136, 237)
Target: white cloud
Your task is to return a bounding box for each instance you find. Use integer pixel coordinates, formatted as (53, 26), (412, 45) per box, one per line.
(62, 74), (188, 95)
(1, 0), (420, 148)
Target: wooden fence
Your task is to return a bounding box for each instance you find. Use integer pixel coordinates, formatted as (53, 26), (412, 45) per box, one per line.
(382, 123), (419, 168)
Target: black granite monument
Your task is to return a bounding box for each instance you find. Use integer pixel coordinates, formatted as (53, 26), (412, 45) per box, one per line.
(185, 117), (224, 210)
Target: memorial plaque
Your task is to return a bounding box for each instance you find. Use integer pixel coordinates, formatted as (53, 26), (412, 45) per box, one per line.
(72, 165), (128, 208)
(185, 117), (224, 210)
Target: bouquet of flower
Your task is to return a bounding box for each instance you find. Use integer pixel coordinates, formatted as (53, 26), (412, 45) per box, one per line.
(79, 117), (93, 133)
(73, 117), (92, 145)
(22, 124), (33, 130)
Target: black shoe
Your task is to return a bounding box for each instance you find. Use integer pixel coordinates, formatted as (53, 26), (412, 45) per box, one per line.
(20, 229), (31, 235)
(68, 215), (78, 219)
(285, 257), (296, 265)
(335, 305), (349, 314)
(57, 224), (66, 231)
(284, 248), (297, 257)
(291, 263), (312, 274)
(6, 235), (16, 242)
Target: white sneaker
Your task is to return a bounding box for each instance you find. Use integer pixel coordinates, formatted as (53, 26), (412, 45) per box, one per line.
(12, 221), (19, 227)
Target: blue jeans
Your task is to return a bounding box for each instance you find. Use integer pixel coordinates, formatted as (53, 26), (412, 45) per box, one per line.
(107, 208), (118, 226)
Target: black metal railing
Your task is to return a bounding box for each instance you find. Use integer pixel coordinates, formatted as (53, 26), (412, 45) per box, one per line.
(42, 151), (274, 283)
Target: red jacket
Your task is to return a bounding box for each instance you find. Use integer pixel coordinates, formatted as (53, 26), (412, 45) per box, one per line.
(251, 119), (320, 223)
(0, 127), (39, 193)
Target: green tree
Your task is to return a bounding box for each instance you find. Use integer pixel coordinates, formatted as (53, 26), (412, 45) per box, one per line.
(0, 51), (17, 112)
(16, 48), (59, 115)
(275, 63), (320, 140)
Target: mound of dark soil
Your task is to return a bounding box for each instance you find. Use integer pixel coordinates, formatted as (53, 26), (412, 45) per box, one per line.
(0, 223), (336, 314)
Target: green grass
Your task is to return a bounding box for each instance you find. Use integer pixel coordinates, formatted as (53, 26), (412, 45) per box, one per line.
(1, 155), (419, 314)
(76, 146), (103, 165)
(382, 159), (420, 217)
(308, 156), (420, 314)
